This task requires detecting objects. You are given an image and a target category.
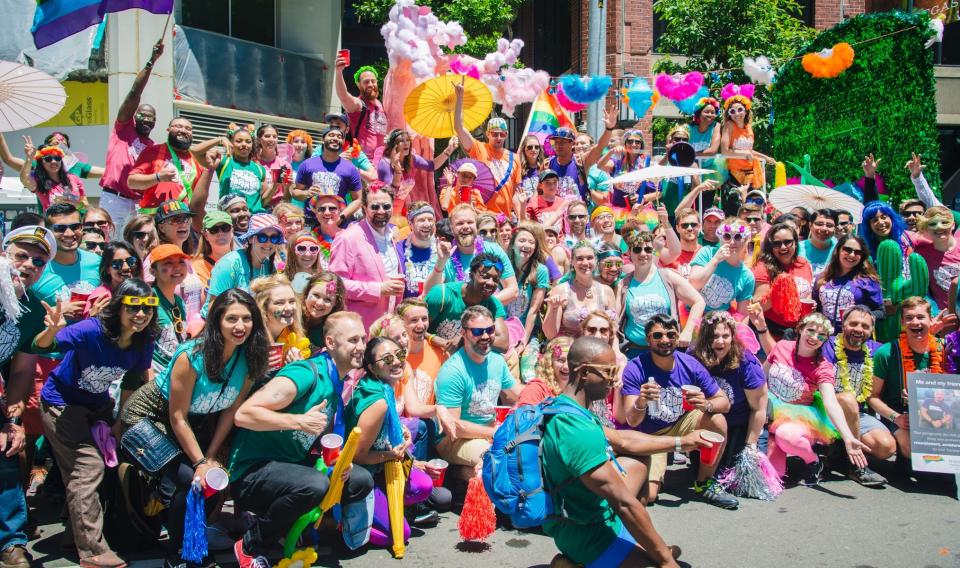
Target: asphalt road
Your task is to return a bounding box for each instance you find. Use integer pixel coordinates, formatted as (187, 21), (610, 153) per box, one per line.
(28, 459), (959, 568)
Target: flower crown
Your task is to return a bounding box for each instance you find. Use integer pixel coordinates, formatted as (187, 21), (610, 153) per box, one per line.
(36, 146), (64, 159)
(723, 94), (752, 112)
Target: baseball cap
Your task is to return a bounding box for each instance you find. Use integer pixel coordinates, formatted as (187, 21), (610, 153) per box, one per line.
(486, 117), (508, 132)
(703, 207), (725, 220)
(324, 112), (350, 127)
(549, 127), (576, 141)
(745, 190), (767, 203)
(202, 211), (234, 230)
(155, 200), (194, 223)
(539, 170), (559, 183)
(148, 244), (190, 264)
(457, 162), (478, 177)
(3, 225), (56, 257)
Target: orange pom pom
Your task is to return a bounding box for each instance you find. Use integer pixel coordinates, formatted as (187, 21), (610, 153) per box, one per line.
(458, 477), (496, 542)
(801, 42), (855, 78)
(770, 273), (801, 325)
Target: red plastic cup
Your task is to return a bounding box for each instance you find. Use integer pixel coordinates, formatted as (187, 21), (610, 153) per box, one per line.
(202, 467), (229, 498)
(799, 299), (816, 317)
(321, 433), (343, 467)
(698, 431), (725, 466)
(681, 385), (701, 412)
(69, 290), (90, 305)
(460, 186), (471, 203)
(269, 343), (284, 371)
(428, 458), (448, 488)
(495, 406), (511, 424)
(338, 49), (350, 67)
(417, 281), (425, 296)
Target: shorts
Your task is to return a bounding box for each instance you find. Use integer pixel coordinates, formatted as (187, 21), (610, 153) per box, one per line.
(436, 436), (490, 468)
(859, 413), (886, 437)
(649, 410), (703, 482)
(586, 523), (636, 568)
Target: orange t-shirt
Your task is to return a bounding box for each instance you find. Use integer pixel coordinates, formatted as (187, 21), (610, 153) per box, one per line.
(467, 142), (521, 217)
(406, 343), (448, 407)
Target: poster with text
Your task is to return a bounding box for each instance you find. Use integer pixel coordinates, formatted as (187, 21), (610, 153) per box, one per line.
(908, 372), (960, 474)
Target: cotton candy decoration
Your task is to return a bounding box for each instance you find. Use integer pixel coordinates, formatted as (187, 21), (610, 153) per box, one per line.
(494, 68), (551, 116)
(0, 258), (22, 322)
(557, 75), (613, 104)
(743, 56), (776, 86)
(625, 77), (655, 118)
(720, 83), (755, 102)
(654, 71), (704, 101)
(672, 86), (709, 115)
(382, 0), (467, 80)
(926, 15), (945, 49)
(449, 55), (481, 79)
(556, 83), (588, 112)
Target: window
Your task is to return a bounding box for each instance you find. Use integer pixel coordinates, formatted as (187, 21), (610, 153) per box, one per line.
(935, 19), (960, 65)
(178, 0), (276, 47)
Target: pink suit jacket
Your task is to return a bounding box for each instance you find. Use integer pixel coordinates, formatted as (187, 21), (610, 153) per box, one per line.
(328, 220), (404, 329)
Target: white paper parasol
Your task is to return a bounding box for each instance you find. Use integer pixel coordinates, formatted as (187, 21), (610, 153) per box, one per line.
(600, 164), (715, 187)
(0, 61), (66, 132)
(769, 184), (864, 223)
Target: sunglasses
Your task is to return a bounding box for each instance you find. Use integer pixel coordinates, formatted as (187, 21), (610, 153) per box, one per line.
(729, 107), (746, 115)
(170, 305), (186, 334)
(902, 210), (923, 218)
(679, 222), (699, 229)
(255, 233), (284, 244)
(722, 233), (746, 242)
(376, 349), (407, 366)
(650, 331), (679, 340)
(574, 362), (620, 382)
(631, 245), (655, 255)
(206, 224), (232, 235)
(315, 205), (340, 213)
(837, 221), (851, 227)
(161, 215), (191, 225)
(840, 246), (864, 257)
(600, 260), (623, 270)
(120, 295), (159, 314)
(132, 230), (151, 240)
(624, 139), (643, 146)
(11, 252), (46, 268)
(803, 327), (829, 342)
(745, 216), (763, 223)
(83, 220), (110, 230)
(478, 229), (496, 237)
(488, 131), (507, 138)
(83, 241), (105, 251)
(584, 325), (611, 336)
(568, 214), (587, 221)
(467, 325), (496, 337)
(111, 257), (138, 270)
(51, 222), (81, 234)
(670, 137), (689, 143)
(745, 197), (765, 206)
(42, 156), (62, 163)
(525, 145), (541, 150)
(771, 239), (796, 249)
(368, 203), (392, 212)
(296, 244), (320, 253)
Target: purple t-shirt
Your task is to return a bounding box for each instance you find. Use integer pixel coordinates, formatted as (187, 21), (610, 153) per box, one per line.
(548, 156), (587, 201)
(40, 319), (154, 409)
(704, 351), (765, 428)
(295, 156), (362, 200)
(621, 351), (719, 433)
(815, 275), (883, 330)
(376, 154), (433, 185)
(821, 337), (882, 399)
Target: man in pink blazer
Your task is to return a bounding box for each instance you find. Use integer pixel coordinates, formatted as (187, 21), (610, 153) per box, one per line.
(329, 184), (406, 329)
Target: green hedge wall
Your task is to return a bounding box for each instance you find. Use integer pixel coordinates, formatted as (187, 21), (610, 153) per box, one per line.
(772, 11), (939, 205)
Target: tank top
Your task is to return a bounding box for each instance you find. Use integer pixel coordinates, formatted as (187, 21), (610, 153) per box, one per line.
(727, 122), (754, 170)
(624, 271), (672, 346)
(559, 281), (614, 338)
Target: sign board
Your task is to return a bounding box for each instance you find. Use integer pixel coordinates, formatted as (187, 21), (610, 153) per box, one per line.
(39, 81), (108, 127)
(907, 371), (960, 474)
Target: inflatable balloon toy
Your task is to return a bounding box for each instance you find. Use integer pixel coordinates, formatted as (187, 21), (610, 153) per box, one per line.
(558, 74), (613, 104)
(654, 71), (704, 102)
(801, 42), (855, 78)
(743, 56), (776, 87)
(673, 86), (709, 115)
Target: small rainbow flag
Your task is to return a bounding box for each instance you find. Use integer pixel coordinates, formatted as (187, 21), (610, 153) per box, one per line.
(520, 90), (575, 153)
(32, 0), (173, 49)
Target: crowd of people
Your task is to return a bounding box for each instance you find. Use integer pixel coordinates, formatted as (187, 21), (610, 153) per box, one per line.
(0, 39), (956, 568)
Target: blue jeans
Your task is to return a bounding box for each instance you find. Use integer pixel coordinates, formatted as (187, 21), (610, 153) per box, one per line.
(0, 453), (27, 552)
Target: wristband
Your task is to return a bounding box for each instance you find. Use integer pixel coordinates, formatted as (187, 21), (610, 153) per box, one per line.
(5, 416), (21, 427)
(145, 60), (154, 69)
(755, 328), (768, 334)
(433, 264), (445, 274)
(632, 398), (647, 412)
(674, 436), (682, 453)
(155, 173), (161, 183)
(192, 457), (208, 469)
(888, 412), (899, 422)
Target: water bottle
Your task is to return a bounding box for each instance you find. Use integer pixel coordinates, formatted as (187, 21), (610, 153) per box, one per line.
(646, 377), (659, 416)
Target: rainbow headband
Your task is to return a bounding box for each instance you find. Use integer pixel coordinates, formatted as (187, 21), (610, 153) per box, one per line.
(36, 146), (64, 159)
(294, 234), (319, 247)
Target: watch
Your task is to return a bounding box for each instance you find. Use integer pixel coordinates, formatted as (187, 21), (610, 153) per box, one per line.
(705, 400), (714, 413)
(5, 416), (22, 426)
(674, 436), (682, 453)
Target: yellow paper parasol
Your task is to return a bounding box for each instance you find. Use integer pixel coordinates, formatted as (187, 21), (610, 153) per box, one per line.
(384, 460), (407, 558)
(403, 75), (492, 139)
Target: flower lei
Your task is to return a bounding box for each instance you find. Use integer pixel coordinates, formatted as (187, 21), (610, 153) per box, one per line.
(899, 332), (944, 374)
(404, 236), (437, 292)
(835, 335), (874, 403)
(451, 237), (484, 282)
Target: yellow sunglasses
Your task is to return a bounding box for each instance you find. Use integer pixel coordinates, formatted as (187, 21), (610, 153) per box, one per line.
(120, 295), (159, 307)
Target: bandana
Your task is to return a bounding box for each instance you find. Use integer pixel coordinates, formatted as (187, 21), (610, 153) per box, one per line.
(406, 204), (435, 223)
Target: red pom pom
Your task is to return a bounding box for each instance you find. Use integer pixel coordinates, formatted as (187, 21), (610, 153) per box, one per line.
(458, 477), (496, 541)
(770, 273), (801, 325)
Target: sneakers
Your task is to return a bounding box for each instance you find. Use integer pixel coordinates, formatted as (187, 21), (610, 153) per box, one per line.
(233, 540), (270, 568)
(407, 503), (440, 527)
(847, 466), (887, 487)
(163, 555), (219, 568)
(0, 545), (31, 568)
(692, 479), (739, 509)
(801, 460), (824, 486)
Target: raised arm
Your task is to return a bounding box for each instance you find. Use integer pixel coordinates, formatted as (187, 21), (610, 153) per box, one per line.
(333, 55), (362, 114)
(118, 40), (164, 123)
(453, 81), (476, 152)
(581, 104), (618, 169)
(0, 133), (25, 171)
(18, 137), (36, 193)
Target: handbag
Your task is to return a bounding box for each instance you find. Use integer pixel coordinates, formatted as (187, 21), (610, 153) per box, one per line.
(120, 418), (182, 474)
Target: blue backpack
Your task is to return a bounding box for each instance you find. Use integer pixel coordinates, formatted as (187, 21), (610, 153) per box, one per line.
(481, 397), (607, 529)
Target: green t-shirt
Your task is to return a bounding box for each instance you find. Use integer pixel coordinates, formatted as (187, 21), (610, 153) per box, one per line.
(541, 395), (621, 565)
(873, 340), (937, 413)
(31, 250), (102, 306)
(203, 249), (273, 317)
(434, 349), (515, 425)
(424, 282), (506, 340)
(217, 157), (268, 214)
(155, 339), (249, 414)
(441, 241), (516, 284)
(228, 357), (337, 480)
(68, 161), (93, 178)
(344, 375), (395, 471)
(0, 291), (45, 367)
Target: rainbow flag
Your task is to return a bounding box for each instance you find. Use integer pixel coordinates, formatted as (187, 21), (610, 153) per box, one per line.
(32, 0), (173, 49)
(520, 90), (575, 152)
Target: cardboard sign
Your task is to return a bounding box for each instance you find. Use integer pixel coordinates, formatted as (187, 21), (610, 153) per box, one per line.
(39, 81), (108, 127)
(907, 372), (960, 474)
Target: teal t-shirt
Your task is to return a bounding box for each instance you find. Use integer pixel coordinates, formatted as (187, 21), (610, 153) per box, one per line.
(155, 339), (249, 414)
(799, 238), (836, 276)
(31, 249), (102, 305)
(217, 157), (268, 214)
(506, 263), (549, 322)
(203, 249), (274, 317)
(690, 248), (755, 311)
(229, 356), (337, 480)
(152, 288), (187, 374)
(344, 375), (396, 471)
(424, 282), (506, 340)
(435, 349), (515, 425)
(441, 241), (516, 283)
(624, 272), (671, 346)
(541, 394), (621, 566)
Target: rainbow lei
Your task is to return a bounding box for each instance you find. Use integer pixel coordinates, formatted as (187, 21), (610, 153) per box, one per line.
(451, 237), (485, 282)
(835, 335), (874, 403)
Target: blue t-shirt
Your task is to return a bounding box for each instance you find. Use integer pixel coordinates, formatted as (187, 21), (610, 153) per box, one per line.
(690, 248), (755, 311)
(441, 240), (516, 284)
(620, 351), (719, 433)
(799, 239), (836, 276)
(40, 319), (154, 408)
(155, 339), (249, 414)
(31, 249), (101, 305)
(624, 272), (671, 346)
(435, 349), (516, 425)
(704, 351), (765, 427)
(203, 249), (274, 316)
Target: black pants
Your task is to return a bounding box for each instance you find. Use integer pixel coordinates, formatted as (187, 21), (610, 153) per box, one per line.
(234, 460), (374, 555)
(718, 422), (750, 472)
(159, 455), (220, 553)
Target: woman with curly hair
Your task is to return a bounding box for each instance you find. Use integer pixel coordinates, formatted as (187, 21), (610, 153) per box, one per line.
(542, 241), (618, 340)
(286, 129), (313, 172)
(377, 128), (456, 192)
(517, 336), (574, 406)
(752, 222), (815, 339)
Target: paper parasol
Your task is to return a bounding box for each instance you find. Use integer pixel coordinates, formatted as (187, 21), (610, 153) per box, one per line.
(384, 459), (407, 558)
(450, 158), (495, 201)
(0, 61), (66, 132)
(403, 74), (492, 139)
(769, 184), (864, 223)
(601, 164), (714, 187)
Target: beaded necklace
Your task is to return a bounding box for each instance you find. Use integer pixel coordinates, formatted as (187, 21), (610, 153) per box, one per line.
(451, 237), (485, 282)
(835, 335), (874, 403)
(899, 333), (943, 374)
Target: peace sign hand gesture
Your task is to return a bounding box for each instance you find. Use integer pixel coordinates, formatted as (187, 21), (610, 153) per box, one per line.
(41, 299), (67, 331)
(22, 136), (35, 160)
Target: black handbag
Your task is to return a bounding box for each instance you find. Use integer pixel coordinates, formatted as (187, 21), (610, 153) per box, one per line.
(120, 418), (182, 474)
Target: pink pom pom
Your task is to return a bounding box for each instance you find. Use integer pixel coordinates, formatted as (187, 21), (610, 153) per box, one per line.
(721, 82), (755, 101)
(556, 84), (587, 112)
(654, 71), (704, 101)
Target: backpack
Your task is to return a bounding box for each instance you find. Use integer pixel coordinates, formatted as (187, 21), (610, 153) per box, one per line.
(481, 397), (609, 529)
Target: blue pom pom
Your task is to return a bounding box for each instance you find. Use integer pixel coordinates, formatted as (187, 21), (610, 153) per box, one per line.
(182, 480), (208, 564)
(558, 75), (613, 104)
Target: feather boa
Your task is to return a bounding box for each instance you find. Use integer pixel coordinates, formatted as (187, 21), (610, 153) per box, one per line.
(654, 71), (703, 101)
(801, 43), (855, 78)
(558, 75), (613, 104)
(743, 56), (776, 86)
(0, 258), (22, 322)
